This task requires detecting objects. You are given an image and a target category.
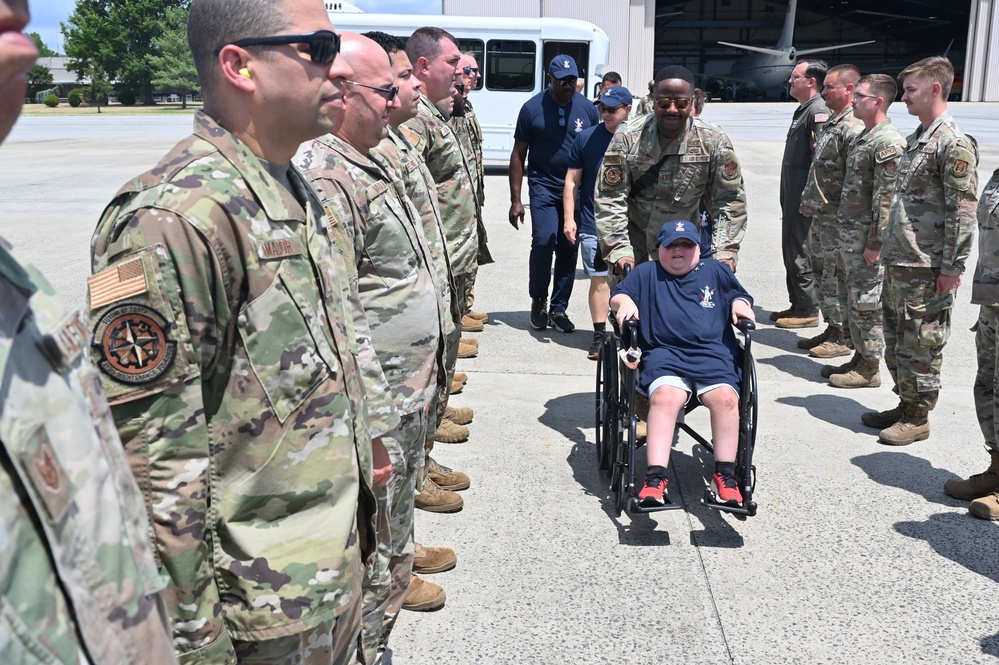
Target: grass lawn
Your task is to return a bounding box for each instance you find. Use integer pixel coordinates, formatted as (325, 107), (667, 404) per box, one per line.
(21, 102), (204, 116)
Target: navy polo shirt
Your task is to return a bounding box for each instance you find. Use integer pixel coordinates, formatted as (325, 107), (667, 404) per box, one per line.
(614, 259), (753, 392)
(514, 89), (600, 206)
(567, 123), (614, 236)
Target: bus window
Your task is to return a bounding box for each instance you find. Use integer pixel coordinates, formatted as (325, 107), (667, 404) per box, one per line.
(486, 40), (536, 92)
(457, 38), (484, 91)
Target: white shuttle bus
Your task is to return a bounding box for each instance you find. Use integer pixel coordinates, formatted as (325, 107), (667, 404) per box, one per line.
(325, 5), (611, 163)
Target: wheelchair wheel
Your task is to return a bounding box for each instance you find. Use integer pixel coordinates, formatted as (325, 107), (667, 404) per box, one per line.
(600, 334), (618, 475)
(736, 353), (759, 512)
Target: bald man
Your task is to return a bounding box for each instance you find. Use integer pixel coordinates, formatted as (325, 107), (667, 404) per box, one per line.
(297, 33), (449, 663)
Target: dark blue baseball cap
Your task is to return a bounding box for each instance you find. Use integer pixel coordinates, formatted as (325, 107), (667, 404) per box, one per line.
(656, 219), (700, 248)
(598, 85), (633, 107)
(548, 54), (579, 79)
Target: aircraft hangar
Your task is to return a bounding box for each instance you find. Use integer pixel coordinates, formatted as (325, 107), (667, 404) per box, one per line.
(442, 0), (999, 101)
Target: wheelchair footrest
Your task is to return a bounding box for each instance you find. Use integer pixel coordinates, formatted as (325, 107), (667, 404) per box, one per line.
(703, 488), (758, 517)
(629, 496), (683, 514)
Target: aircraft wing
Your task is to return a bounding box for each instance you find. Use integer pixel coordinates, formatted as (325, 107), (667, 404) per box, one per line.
(795, 40), (874, 56)
(717, 41), (789, 58)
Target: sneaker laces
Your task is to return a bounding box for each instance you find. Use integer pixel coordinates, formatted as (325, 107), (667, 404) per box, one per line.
(644, 474), (667, 489)
(716, 472), (738, 489)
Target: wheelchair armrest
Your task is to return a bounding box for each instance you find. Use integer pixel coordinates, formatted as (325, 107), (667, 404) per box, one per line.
(735, 318), (756, 333)
(623, 318), (639, 347)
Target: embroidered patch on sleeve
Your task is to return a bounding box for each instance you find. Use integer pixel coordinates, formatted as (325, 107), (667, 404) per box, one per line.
(88, 258), (148, 309)
(883, 161), (898, 177)
(603, 166), (624, 186)
(875, 146), (901, 163)
(815, 113), (829, 123)
(92, 304), (177, 385)
(722, 161), (739, 180)
(952, 159), (970, 177)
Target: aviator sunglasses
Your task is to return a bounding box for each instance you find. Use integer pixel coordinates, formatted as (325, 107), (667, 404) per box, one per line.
(214, 30), (341, 65)
(654, 96), (690, 110)
(345, 80), (400, 101)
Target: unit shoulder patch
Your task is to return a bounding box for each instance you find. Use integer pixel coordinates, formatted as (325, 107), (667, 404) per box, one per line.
(952, 159), (970, 178)
(92, 303), (177, 385)
(722, 160), (739, 180)
(603, 165), (624, 187)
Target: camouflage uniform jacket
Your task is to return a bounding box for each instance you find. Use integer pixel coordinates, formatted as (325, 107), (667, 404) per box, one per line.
(837, 118), (905, 251)
(799, 106), (863, 218)
(400, 95), (478, 275)
(973, 168), (999, 305)
(374, 128), (459, 336)
(882, 111), (979, 275)
(0, 239), (177, 665)
(297, 134), (446, 425)
(86, 113), (383, 662)
(594, 115), (747, 266)
(461, 98), (485, 206)
(635, 94), (655, 118)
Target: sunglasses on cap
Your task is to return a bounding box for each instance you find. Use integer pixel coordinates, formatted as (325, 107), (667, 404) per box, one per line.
(462, 66), (480, 75)
(597, 103), (625, 114)
(654, 96), (690, 110)
(551, 76), (578, 88)
(345, 80), (400, 101)
(215, 30), (341, 65)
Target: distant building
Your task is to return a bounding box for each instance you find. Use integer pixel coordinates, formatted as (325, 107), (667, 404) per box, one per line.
(37, 56), (90, 87)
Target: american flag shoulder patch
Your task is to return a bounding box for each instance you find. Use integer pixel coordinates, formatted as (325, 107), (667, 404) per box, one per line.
(88, 258), (149, 309)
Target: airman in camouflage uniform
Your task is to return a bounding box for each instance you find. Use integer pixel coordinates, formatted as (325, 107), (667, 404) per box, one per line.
(595, 66), (747, 279)
(0, 2), (177, 662)
(943, 168), (999, 516)
(864, 56), (978, 446)
(86, 2), (395, 662)
(798, 64), (864, 358)
(296, 33), (447, 663)
(1, 238), (178, 665)
(635, 80), (656, 117)
(823, 74), (904, 389)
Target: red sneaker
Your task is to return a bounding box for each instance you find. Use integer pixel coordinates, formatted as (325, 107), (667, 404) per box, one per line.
(638, 474), (668, 506)
(712, 472), (743, 504)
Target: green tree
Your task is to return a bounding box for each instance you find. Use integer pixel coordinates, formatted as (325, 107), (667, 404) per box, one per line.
(149, 7), (199, 109)
(29, 32), (58, 57)
(27, 64), (54, 100)
(62, 0), (188, 105)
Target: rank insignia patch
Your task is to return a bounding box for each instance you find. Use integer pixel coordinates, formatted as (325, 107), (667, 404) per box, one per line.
(604, 166), (623, 186)
(93, 304), (177, 385)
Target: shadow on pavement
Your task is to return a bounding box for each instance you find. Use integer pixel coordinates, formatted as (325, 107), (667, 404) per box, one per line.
(488, 310), (595, 354)
(756, 351), (829, 383)
(776, 393), (875, 434)
(980, 631), (999, 658)
(544, 391), (745, 548)
(855, 451), (999, 584)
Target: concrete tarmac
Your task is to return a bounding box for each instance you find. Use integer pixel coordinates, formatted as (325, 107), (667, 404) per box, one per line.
(5, 103), (999, 663)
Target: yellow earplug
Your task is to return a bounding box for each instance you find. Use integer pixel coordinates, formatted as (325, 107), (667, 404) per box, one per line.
(239, 67), (252, 79)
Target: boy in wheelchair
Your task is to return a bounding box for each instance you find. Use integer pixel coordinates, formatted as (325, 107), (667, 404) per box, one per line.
(610, 220), (755, 507)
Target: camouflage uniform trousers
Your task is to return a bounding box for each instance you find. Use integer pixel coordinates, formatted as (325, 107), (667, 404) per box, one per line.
(809, 213), (846, 327)
(359, 409), (429, 663)
(837, 248), (885, 361)
(974, 306), (999, 453)
(883, 266), (955, 410)
(232, 586), (361, 664)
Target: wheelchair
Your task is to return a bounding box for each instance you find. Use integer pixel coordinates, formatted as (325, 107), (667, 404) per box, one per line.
(594, 313), (759, 518)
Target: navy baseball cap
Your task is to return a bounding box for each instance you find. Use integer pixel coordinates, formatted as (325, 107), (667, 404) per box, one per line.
(656, 220), (700, 248)
(598, 85), (633, 107)
(548, 54), (579, 79)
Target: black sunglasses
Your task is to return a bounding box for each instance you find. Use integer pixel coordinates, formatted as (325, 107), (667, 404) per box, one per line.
(551, 76), (578, 88)
(214, 30), (341, 65)
(597, 103), (625, 113)
(462, 66), (480, 75)
(345, 80), (400, 102)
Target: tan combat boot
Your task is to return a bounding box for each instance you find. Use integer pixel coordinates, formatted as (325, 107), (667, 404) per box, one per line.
(829, 357), (881, 389)
(796, 324), (832, 350)
(414, 478), (463, 513)
(775, 314), (820, 329)
(970, 492), (999, 520)
(460, 336), (479, 347)
(453, 372), (468, 384)
(457, 340), (478, 359)
(821, 352), (859, 379)
(944, 448), (999, 500)
(434, 418), (469, 443)
(444, 405), (474, 425)
(878, 403), (930, 445)
(769, 307), (793, 322)
(467, 311), (489, 323)
(402, 575), (446, 611)
(449, 379), (464, 395)
(427, 456), (470, 491)
(461, 314), (484, 332)
(861, 401), (903, 429)
(808, 325), (852, 359)
(412, 542), (457, 574)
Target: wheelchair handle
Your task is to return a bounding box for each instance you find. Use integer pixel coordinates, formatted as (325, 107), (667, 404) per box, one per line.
(736, 317), (756, 332)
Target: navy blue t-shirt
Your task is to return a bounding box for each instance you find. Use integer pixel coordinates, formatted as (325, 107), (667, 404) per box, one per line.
(567, 123), (614, 236)
(614, 259), (752, 392)
(514, 89), (600, 205)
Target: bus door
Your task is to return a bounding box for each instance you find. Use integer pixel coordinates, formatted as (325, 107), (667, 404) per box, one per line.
(542, 41), (589, 90)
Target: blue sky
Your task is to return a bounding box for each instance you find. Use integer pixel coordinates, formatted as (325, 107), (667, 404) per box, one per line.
(28, 0), (441, 55)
